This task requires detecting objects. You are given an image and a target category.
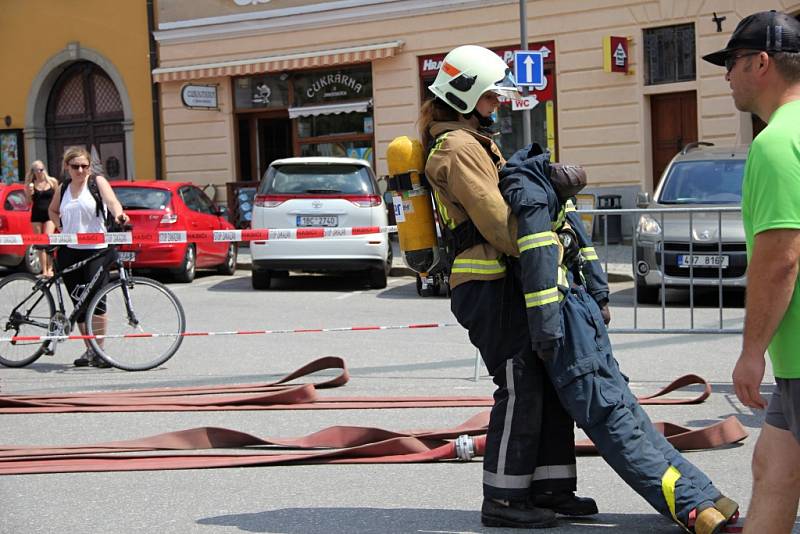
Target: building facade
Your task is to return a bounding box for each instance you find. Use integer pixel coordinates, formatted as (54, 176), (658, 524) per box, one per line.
(0, 0), (158, 183)
(153, 0), (798, 212)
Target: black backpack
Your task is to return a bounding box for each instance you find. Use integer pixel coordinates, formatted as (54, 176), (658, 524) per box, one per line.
(60, 174), (114, 227)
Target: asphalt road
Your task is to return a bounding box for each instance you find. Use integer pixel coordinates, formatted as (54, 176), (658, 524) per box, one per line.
(0, 266), (797, 533)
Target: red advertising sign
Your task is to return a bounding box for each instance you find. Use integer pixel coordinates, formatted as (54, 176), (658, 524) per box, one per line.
(603, 36), (629, 74)
(419, 41), (556, 102)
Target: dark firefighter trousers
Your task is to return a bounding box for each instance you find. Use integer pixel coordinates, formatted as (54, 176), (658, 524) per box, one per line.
(451, 276), (577, 501)
(547, 285), (722, 525)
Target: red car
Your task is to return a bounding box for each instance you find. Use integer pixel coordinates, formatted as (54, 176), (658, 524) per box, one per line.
(111, 181), (237, 282)
(0, 183), (40, 274)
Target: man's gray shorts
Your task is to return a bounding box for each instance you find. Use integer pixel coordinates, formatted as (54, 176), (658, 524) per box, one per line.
(765, 378), (800, 444)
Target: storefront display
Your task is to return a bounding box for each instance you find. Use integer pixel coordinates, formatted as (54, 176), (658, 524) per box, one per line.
(233, 65), (375, 178)
(234, 74), (289, 110)
(0, 131), (23, 184)
(418, 42), (558, 160)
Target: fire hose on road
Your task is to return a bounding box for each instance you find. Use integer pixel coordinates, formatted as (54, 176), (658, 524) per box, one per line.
(0, 357), (747, 475)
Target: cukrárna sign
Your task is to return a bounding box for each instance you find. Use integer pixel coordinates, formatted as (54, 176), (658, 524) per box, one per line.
(181, 84), (219, 109)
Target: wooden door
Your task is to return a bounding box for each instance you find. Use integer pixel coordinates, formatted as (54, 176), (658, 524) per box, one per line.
(46, 61), (126, 179)
(650, 91), (697, 190)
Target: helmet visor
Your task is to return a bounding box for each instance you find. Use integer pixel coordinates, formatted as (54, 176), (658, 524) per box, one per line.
(487, 69), (520, 98)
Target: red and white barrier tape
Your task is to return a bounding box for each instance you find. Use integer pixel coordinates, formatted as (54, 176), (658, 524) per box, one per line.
(0, 226), (398, 246)
(0, 322), (459, 343)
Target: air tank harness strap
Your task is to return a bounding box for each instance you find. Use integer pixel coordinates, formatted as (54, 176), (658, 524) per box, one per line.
(387, 171), (430, 192)
(450, 218), (488, 256)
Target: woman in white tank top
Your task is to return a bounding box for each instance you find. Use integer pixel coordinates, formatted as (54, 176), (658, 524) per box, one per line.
(47, 146), (129, 368)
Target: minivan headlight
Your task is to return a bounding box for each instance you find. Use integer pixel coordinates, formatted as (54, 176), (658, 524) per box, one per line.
(637, 214), (662, 236)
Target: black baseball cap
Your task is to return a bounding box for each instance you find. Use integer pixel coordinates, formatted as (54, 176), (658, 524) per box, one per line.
(703, 10), (800, 66)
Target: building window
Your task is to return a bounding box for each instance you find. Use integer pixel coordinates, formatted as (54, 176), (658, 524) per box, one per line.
(234, 74), (289, 110)
(644, 24), (696, 85)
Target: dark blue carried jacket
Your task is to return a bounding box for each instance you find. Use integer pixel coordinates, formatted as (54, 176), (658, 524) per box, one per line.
(499, 144), (608, 352)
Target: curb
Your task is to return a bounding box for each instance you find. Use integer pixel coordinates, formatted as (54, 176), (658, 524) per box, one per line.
(607, 272), (633, 283)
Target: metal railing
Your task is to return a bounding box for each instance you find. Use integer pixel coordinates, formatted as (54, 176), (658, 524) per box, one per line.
(581, 206), (744, 335)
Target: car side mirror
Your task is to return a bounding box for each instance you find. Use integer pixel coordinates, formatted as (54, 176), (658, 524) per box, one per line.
(636, 191), (651, 209)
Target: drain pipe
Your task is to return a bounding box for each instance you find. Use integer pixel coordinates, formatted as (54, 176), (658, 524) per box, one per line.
(146, 0), (163, 180)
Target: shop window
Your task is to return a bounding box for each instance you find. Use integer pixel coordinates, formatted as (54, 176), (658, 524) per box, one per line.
(494, 103), (549, 160)
(234, 74), (289, 110)
(644, 24), (696, 85)
(300, 141), (373, 165)
(1, 130), (24, 184)
(293, 66), (372, 106)
(297, 112), (371, 138)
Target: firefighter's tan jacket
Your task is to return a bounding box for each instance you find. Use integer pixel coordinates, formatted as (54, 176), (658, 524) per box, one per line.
(424, 120), (519, 289)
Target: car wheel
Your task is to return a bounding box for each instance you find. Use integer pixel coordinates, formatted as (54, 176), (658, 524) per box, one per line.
(635, 278), (660, 304)
(20, 245), (42, 275)
(415, 273), (434, 297)
(173, 245), (196, 283)
(385, 242), (393, 276)
(252, 268), (271, 290)
(217, 243), (237, 275)
(368, 267), (387, 289)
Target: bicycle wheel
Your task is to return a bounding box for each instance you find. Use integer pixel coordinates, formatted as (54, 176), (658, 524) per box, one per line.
(0, 272), (55, 367)
(86, 276), (185, 371)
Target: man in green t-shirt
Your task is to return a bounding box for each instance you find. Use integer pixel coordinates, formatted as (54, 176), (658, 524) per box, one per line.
(704, 10), (800, 534)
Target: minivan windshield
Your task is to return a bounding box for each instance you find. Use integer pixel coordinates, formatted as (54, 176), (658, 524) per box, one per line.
(114, 187), (172, 210)
(260, 164), (375, 195)
(658, 159), (745, 204)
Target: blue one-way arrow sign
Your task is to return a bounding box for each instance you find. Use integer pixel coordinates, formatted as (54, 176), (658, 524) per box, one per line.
(513, 50), (544, 86)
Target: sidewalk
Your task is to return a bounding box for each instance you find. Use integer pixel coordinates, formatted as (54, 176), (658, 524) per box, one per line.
(594, 242), (634, 282)
(236, 241), (634, 281)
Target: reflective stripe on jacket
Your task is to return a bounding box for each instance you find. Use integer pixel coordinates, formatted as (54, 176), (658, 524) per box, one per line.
(424, 120), (518, 289)
(499, 144), (608, 351)
(565, 203), (609, 304)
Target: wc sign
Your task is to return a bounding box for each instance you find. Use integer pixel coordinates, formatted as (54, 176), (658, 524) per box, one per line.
(511, 95), (539, 111)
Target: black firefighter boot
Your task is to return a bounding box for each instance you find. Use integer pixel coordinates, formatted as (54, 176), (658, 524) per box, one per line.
(531, 491), (599, 516)
(481, 498), (557, 529)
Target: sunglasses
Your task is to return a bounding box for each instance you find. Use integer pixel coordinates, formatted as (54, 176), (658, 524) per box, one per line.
(32, 168), (45, 172)
(69, 163), (90, 170)
(724, 51), (763, 73)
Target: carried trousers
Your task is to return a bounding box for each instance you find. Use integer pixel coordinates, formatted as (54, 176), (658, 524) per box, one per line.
(545, 286), (721, 525)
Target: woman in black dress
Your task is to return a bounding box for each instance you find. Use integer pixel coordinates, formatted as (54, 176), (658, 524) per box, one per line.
(23, 160), (58, 277)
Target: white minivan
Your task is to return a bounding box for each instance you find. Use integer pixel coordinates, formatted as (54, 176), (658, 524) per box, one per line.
(250, 157), (391, 290)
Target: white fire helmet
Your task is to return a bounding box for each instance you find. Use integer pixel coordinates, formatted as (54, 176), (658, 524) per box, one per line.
(428, 45), (520, 114)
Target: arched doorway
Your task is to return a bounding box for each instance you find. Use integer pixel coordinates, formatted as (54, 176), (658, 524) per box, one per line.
(45, 61), (126, 179)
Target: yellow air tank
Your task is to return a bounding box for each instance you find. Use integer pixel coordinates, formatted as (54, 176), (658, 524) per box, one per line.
(386, 136), (440, 274)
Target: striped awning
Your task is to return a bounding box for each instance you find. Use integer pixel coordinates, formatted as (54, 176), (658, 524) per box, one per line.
(153, 41), (403, 83)
(288, 99), (372, 119)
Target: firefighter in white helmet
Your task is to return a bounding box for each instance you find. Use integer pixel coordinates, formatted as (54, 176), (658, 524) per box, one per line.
(421, 44), (597, 529)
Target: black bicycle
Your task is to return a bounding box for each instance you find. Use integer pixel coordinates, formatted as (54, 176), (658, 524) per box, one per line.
(0, 243), (185, 371)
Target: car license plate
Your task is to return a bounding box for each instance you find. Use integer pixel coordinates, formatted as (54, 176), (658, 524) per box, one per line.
(118, 251), (136, 262)
(677, 254), (729, 268)
(297, 215), (338, 227)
